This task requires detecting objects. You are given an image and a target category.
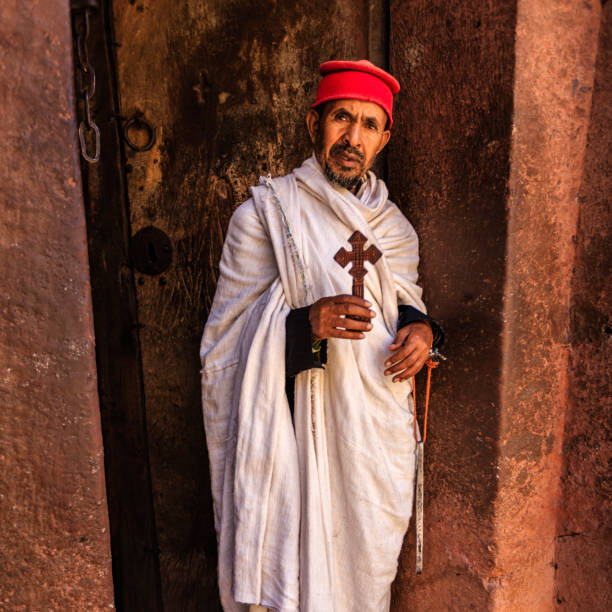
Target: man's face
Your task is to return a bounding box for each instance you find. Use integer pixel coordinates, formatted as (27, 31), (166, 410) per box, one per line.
(306, 99), (391, 191)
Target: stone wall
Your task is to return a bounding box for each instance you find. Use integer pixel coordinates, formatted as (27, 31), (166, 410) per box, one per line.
(388, 1), (610, 609)
(554, 2), (612, 608)
(0, 1), (114, 609)
(388, 1), (516, 608)
(497, 1), (605, 608)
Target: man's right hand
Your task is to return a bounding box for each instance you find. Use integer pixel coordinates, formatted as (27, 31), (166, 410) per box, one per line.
(309, 295), (376, 341)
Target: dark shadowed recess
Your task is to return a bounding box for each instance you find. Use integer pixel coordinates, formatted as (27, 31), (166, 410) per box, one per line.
(388, 2), (516, 609)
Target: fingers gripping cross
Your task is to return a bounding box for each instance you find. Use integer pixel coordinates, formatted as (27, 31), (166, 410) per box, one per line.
(334, 231), (382, 319)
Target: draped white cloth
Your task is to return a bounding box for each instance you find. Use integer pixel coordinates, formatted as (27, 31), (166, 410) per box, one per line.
(200, 155), (426, 612)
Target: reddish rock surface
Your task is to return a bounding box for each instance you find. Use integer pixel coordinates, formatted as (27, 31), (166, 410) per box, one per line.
(0, 1), (115, 609)
(390, 0), (609, 610)
(554, 1), (612, 609)
(497, 1), (604, 609)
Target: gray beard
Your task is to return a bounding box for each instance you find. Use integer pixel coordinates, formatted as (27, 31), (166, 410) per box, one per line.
(323, 163), (362, 191)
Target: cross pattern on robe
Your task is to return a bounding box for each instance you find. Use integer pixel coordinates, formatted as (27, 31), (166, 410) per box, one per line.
(334, 231), (382, 319)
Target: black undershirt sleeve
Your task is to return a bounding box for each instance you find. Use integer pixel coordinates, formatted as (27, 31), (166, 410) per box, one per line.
(285, 306), (327, 378)
(397, 305), (445, 349)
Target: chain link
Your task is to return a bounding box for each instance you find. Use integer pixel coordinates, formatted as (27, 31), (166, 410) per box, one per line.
(72, 7), (100, 163)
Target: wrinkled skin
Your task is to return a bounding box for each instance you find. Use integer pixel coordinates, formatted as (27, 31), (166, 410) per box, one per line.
(306, 99), (390, 191)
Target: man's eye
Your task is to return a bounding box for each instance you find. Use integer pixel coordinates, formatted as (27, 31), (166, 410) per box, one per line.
(336, 113), (349, 121)
(366, 122), (378, 131)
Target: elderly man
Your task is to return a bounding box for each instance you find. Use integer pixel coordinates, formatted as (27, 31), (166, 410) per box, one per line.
(200, 60), (443, 612)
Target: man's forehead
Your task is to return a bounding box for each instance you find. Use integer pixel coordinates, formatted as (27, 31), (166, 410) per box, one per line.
(324, 99), (387, 122)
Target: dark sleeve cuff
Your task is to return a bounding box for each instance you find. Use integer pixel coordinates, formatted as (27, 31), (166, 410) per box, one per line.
(398, 305), (445, 349)
(285, 306), (327, 377)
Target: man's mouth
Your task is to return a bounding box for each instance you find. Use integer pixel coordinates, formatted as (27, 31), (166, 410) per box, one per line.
(330, 145), (364, 170)
(337, 152), (360, 166)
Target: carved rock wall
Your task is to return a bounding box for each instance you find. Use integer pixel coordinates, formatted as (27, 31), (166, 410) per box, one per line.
(389, 1), (610, 610)
(0, 1), (114, 609)
(497, 1), (605, 609)
(388, 1), (517, 608)
(553, 2), (612, 609)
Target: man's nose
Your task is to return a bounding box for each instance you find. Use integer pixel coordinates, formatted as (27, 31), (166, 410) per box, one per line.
(343, 121), (362, 148)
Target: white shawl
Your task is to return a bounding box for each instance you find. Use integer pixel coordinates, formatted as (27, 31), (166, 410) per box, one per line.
(200, 156), (426, 612)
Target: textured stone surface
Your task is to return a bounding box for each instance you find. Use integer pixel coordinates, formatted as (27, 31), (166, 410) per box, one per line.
(0, 1), (114, 609)
(497, 0), (603, 609)
(389, 1), (610, 610)
(554, 2), (612, 609)
(388, 2), (517, 609)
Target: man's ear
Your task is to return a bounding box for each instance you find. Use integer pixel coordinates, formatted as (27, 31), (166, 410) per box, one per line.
(376, 129), (391, 154)
(306, 109), (320, 145)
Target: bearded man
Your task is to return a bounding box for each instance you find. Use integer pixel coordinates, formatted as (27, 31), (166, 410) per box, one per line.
(200, 60), (443, 612)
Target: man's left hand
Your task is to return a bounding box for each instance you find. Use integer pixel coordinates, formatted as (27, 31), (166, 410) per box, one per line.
(384, 321), (433, 382)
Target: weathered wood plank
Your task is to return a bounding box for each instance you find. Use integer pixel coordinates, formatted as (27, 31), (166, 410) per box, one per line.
(78, 2), (163, 611)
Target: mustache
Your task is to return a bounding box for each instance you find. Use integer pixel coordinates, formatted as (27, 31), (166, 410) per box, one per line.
(330, 142), (365, 162)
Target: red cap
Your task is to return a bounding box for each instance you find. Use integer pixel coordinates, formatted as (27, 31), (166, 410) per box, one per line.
(312, 59), (400, 127)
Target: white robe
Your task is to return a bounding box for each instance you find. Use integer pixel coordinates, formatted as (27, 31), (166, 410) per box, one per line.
(200, 155), (426, 612)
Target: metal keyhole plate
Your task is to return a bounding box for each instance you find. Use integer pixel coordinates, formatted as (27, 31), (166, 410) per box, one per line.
(131, 226), (173, 275)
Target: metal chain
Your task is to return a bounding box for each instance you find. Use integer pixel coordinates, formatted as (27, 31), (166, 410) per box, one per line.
(72, 4), (100, 163)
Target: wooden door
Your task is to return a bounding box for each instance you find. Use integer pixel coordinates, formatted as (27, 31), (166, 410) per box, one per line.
(83, 1), (383, 609)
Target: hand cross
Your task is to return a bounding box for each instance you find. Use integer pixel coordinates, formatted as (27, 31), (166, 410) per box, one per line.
(334, 231), (382, 317)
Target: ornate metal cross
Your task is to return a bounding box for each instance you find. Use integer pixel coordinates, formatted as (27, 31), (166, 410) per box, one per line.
(334, 231), (382, 317)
